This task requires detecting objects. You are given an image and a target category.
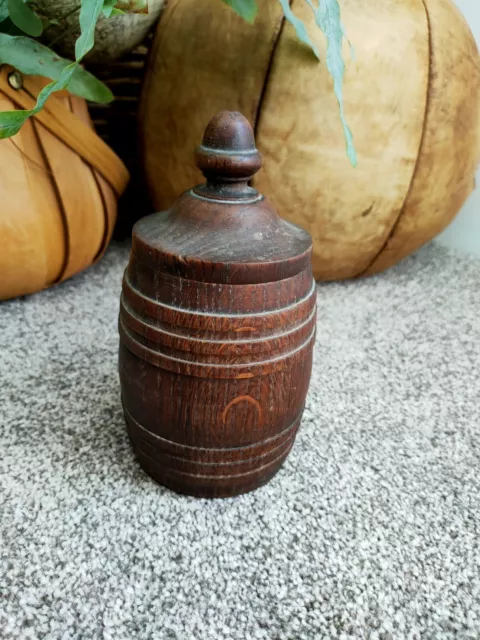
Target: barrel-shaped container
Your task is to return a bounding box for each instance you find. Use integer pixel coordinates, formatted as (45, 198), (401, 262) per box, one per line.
(119, 110), (316, 497)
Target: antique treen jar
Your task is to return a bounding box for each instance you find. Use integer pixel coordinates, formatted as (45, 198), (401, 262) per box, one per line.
(119, 111), (316, 497)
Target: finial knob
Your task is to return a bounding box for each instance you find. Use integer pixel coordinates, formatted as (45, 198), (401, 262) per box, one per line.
(194, 111), (262, 199)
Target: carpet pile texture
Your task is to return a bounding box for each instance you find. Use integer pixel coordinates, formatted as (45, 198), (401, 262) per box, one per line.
(1, 243), (479, 639)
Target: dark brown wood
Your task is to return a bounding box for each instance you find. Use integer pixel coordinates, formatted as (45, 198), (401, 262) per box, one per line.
(119, 111), (316, 497)
(86, 38), (155, 239)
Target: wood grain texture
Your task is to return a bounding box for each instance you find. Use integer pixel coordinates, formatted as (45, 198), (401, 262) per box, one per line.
(139, 0), (480, 281)
(34, 116), (105, 280)
(9, 74), (130, 196)
(120, 112), (316, 498)
(363, 0), (480, 275)
(69, 96), (119, 260)
(255, 0), (429, 280)
(0, 68), (128, 300)
(85, 39), (155, 238)
(0, 96), (65, 299)
(139, 0), (285, 209)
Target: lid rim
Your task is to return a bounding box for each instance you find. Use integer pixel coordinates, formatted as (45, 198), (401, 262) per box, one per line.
(131, 241), (313, 286)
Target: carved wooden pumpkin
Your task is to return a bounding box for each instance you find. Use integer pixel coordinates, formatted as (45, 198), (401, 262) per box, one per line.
(0, 68), (129, 300)
(139, 0), (480, 280)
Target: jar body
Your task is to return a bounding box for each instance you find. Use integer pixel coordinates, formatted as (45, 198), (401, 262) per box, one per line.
(119, 246), (316, 497)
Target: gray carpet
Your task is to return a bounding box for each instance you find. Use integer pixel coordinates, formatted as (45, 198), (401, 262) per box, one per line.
(1, 242), (480, 640)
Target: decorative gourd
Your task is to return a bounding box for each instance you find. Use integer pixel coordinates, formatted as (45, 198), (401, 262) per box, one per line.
(139, 0), (480, 280)
(0, 67), (129, 300)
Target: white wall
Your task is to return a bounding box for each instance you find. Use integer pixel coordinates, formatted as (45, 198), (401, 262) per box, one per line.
(435, 0), (480, 257)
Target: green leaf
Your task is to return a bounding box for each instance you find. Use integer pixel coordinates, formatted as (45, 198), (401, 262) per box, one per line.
(7, 0), (43, 36)
(0, 35), (113, 102)
(0, 0), (113, 140)
(0, 0), (9, 21)
(278, 0), (319, 59)
(221, 0), (257, 24)
(0, 61), (77, 138)
(0, 110), (31, 138)
(75, 0), (104, 60)
(102, 0), (117, 18)
(68, 66), (113, 103)
(41, 16), (60, 28)
(305, 0), (356, 166)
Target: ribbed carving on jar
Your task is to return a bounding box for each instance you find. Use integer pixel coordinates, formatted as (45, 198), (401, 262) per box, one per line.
(119, 111), (316, 497)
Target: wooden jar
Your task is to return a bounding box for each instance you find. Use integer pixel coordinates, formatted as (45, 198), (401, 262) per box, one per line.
(119, 111), (316, 497)
(0, 68), (129, 300)
(139, 0), (480, 280)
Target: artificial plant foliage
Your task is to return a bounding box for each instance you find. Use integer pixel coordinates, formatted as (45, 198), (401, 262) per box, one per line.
(0, 0), (108, 137)
(0, 0), (145, 138)
(75, 0), (104, 60)
(0, 1), (8, 21)
(0, 35), (113, 101)
(7, 0), (43, 36)
(278, 0), (319, 60)
(305, 0), (356, 166)
(222, 0), (257, 24)
(222, 0), (356, 166)
(102, 0), (124, 17)
(0, 0), (355, 164)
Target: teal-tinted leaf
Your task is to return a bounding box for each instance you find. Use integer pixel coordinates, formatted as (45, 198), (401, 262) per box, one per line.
(0, 36), (112, 139)
(306, 0), (356, 166)
(68, 66), (113, 102)
(41, 16), (60, 28)
(340, 18), (355, 61)
(0, 110), (31, 138)
(0, 35), (113, 102)
(103, 6), (124, 17)
(0, 61), (77, 138)
(0, 0), (111, 138)
(0, 0), (9, 21)
(221, 0), (257, 24)
(0, 53), (113, 139)
(75, 0), (104, 60)
(278, 0), (319, 59)
(7, 0), (43, 36)
(102, 0), (117, 18)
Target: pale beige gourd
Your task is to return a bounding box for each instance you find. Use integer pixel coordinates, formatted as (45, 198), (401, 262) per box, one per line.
(0, 68), (129, 300)
(139, 0), (480, 280)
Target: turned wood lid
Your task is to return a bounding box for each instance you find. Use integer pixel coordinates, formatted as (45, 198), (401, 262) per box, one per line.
(133, 111), (312, 285)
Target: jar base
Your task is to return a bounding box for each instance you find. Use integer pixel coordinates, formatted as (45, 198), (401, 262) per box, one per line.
(135, 452), (287, 498)
(123, 405), (299, 498)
